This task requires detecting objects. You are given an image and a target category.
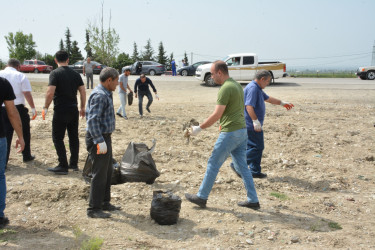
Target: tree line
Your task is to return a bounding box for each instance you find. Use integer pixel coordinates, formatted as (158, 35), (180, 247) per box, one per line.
(4, 28), (189, 72)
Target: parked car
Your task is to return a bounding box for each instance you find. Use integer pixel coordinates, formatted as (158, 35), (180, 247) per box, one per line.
(356, 66), (375, 80)
(69, 60), (107, 74)
(20, 60), (53, 73)
(177, 61), (211, 76)
(122, 61), (165, 75)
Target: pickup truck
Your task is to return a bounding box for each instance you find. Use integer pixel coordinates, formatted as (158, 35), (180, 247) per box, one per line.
(195, 53), (286, 86)
(356, 66), (375, 80)
(20, 60), (53, 73)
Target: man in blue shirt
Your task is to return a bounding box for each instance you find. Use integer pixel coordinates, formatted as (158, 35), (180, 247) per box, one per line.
(134, 74), (158, 118)
(235, 70), (294, 179)
(171, 59), (177, 76)
(85, 67), (121, 218)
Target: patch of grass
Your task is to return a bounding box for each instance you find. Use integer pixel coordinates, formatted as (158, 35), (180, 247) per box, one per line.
(270, 192), (289, 201)
(0, 228), (18, 242)
(81, 237), (104, 250)
(328, 222), (342, 230)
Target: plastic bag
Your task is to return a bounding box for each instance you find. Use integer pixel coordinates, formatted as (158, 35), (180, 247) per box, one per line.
(120, 139), (160, 184)
(82, 156), (121, 185)
(150, 190), (182, 225)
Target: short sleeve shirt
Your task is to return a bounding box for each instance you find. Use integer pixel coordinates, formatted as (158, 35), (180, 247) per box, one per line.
(84, 62), (94, 74)
(216, 78), (246, 132)
(0, 77), (16, 138)
(49, 66), (84, 112)
(0, 67), (31, 106)
(244, 80), (269, 131)
(118, 74), (128, 94)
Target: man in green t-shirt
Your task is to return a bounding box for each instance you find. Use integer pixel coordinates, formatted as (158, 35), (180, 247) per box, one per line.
(185, 61), (260, 210)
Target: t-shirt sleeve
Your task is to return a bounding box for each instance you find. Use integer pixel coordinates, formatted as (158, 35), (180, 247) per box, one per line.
(217, 86), (230, 105)
(49, 71), (57, 86)
(245, 86), (258, 107)
(262, 91), (269, 101)
(77, 73), (84, 87)
(21, 74), (32, 92)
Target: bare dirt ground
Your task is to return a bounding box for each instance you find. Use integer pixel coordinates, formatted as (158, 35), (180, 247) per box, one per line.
(1, 75), (374, 249)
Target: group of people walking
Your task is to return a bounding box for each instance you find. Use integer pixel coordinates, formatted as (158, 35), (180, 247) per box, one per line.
(0, 53), (293, 224)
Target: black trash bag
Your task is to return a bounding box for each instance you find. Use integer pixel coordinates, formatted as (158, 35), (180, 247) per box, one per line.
(128, 91), (133, 106)
(120, 139), (160, 184)
(82, 155), (121, 185)
(150, 190), (182, 225)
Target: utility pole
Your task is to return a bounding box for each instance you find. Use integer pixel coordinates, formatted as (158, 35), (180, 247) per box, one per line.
(372, 40), (375, 66)
(191, 52), (193, 64)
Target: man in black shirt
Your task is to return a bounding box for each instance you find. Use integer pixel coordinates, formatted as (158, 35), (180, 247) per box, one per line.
(43, 50), (86, 175)
(134, 74), (158, 118)
(0, 77), (25, 228)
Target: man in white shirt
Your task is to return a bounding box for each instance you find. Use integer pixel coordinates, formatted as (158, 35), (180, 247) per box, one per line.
(0, 59), (37, 167)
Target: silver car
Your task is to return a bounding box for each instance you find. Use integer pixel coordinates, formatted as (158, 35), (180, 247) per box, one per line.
(122, 61), (166, 75)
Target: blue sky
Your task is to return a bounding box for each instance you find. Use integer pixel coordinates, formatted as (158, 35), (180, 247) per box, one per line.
(1, 0), (374, 70)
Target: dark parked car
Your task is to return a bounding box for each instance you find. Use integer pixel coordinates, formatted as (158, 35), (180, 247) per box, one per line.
(122, 61), (165, 76)
(177, 61), (211, 76)
(69, 60), (107, 74)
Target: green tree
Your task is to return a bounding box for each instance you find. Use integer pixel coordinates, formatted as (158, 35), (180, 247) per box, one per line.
(87, 3), (120, 66)
(112, 52), (133, 72)
(70, 41), (83, 64)
(5, 31), (36, 62)
(157, 41), (168, 65)
(132, 42), (139, 62)
(184, 51), (189, 66)
(41, 53), (57, 69)
(84, 29), (93, 58)
(59, 39), (64, 51)
(141, 39), (154, 61)
(167, 52), (174, 71)
(65, 27), (72, 56)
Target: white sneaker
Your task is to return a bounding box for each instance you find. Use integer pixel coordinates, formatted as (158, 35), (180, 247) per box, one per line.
(139, 115), (143, 118)
(123, 116), (128, 120)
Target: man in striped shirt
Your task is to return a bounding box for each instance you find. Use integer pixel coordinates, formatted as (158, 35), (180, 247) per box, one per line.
(85, 67), (121, 219)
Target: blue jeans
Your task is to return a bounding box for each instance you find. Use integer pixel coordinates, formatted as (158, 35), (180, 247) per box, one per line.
(0, 137), (7, 217)
(197, 128), (258, 203)
(247, 129), (264, 175)
(138, 91), (153, 116)
(117, 92), (127, 117)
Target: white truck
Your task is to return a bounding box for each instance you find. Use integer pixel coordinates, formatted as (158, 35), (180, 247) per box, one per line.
(356, 66), (375, 80)
(195, 53), (286, 86)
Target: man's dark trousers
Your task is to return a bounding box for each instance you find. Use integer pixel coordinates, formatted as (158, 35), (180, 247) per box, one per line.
(1, 105), (32, 164)
(52, 108), (79, 168)
(138, 91), (153, 116)
(86, 133), (112, 211)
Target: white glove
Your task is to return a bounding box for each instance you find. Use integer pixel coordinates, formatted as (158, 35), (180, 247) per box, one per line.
(280, 101), (294, 110)
(155, 94), (159, 100)
(253, 119), (262, 132)
(31, 108), (37, 120)
(190, 126), (202, 136)
(42, 107), (48, 120)
(96, 141), (108, 154)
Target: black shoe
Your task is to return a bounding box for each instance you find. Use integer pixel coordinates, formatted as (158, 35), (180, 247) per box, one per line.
(87, 210), (111, 218)
(146, 107), (151, 113)
(47, 166), (68, 175)
(229, 163), (241, 178)
(23, 155), (35, 162)
(237, 201), (260, 210)
(102, 203), (121, 211)
(116, 113), (123, 117)
(185, 193), (207, 208)
(252, 173), (267, 179)
(0, 217), (9, 228)
(69, 165), (79, 171)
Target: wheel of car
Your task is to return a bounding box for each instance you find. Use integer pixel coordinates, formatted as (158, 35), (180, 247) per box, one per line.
(181, 70), (188, 76)
(34, 68), (39, 73)
(149, 70), (156, 76)
(366, 71), (375, 80)
(359, 76), (367, 80)
(204, 73), (216, 86)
